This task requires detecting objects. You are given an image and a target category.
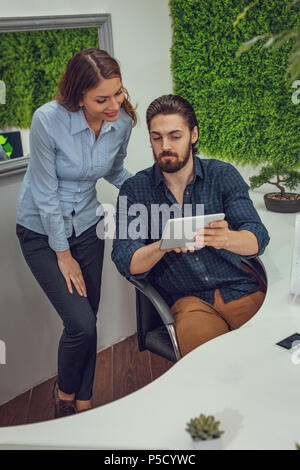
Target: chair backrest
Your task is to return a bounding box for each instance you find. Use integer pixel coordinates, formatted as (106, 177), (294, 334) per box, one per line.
(135, 288), (164, 352)
(240, 257), (267, 293)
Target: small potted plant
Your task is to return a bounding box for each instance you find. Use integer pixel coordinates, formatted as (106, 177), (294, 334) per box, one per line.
(186, 413), (224, 450)
(249, 162), (300, 213)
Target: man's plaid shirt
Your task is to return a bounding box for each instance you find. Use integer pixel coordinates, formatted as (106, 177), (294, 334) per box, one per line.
(112, 157), (270, 307)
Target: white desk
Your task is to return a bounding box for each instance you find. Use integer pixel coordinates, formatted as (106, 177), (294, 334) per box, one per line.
(0, 192), (299, 450)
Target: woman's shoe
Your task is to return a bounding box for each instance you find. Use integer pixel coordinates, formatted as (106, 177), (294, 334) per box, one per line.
(52, 381), (77, 418)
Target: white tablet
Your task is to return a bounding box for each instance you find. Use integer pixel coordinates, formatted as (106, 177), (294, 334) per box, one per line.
(159, 213), (225, 251)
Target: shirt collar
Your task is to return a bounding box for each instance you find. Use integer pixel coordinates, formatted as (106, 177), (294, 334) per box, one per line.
(70, 107), (120, 135)
(153, 156), (204, 188)
(70, 108), (89, 135)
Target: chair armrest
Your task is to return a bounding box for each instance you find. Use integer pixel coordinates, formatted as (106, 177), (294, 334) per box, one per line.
(240, 256), (267, 288)
(128, 276), (175, 325)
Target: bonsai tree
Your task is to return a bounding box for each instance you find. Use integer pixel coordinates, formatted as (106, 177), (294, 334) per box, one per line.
(249, 162), (300, 200)
(186, 414), (224, 442)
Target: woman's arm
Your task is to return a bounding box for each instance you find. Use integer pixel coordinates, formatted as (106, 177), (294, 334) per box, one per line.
(29, 110), (87, 296)
(104, 124), (133, 189)
(29, 110), (69, 252)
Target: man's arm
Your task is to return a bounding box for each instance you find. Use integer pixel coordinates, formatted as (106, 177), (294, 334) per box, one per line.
(129, 240), (194, 275)
(204, 163), (270, 259)
(196, 220), (259, 256)
(130, 213), (260, 275)
(129, 240), (164, 275)
(111, 180), (194, 278)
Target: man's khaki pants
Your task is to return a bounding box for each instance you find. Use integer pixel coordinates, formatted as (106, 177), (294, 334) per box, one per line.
(171, 289), (265, 356)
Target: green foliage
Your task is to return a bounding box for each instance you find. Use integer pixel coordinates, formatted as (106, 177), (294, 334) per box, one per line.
(0, 28), (99, 128)
(169, 0), (300, 180)
(186, 414), (224, 441)
(296, 441), (300, 449)
(249, 161), (300, 195)
(235, 0), (300, 82)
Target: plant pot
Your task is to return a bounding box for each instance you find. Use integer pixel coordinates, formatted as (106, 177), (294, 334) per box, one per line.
(192, 437), (222, 450)
(264, 193), (300, 213)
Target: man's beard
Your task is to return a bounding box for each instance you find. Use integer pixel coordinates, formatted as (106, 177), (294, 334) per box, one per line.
(153, 143), (192, 173)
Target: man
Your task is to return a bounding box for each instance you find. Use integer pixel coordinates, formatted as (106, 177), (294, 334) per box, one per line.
(111, 94), (270, 356)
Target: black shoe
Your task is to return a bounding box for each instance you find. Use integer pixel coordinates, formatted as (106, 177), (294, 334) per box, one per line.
(52, 381), (77, 418)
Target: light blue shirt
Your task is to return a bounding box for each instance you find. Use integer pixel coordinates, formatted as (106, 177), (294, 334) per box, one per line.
(16, 101), (133, 251)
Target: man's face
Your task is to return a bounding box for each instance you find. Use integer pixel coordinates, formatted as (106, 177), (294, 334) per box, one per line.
(149, 113), (198, 173)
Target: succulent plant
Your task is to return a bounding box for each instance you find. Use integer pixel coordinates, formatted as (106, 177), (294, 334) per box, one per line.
(186, 414), (224, 441)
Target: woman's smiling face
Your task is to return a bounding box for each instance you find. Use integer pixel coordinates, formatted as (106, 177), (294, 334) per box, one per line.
(79, 77), (124, 123)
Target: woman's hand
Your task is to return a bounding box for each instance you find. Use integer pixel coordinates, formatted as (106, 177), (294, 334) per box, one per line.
(56, 249), (87, 297)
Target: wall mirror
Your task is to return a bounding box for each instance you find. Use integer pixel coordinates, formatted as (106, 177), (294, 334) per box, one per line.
(0, 14), (113, 177)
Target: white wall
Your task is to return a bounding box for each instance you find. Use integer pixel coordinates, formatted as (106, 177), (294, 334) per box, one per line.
(0, 0), (173, 406)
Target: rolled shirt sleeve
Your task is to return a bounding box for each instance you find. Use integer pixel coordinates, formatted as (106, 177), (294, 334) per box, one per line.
(222, 164), (270, 258)
(29, 110), (69, 252)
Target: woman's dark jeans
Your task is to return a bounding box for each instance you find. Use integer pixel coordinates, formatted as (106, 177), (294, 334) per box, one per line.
(16, 223), (105, 401)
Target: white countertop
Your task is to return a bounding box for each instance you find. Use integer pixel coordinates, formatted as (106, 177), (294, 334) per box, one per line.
(0, 192), (299, 450)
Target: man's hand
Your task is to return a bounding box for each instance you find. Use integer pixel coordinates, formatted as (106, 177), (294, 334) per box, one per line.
(195, 220), (259, 256)
(162, 245), (196, 254)
(195, 219), (230, 250)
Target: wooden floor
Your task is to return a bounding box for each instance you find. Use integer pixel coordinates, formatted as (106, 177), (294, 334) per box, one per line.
(0, 333), (173, 427)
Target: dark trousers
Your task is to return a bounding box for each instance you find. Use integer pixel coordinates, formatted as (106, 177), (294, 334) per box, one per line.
(16, 223), (105, 400)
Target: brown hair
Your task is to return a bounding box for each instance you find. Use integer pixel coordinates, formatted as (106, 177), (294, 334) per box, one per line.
(146, 94), (199, 155)
(56, 48), (137, 126)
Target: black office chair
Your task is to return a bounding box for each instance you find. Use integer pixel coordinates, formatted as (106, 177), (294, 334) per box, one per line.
(129, 257), (267, 363)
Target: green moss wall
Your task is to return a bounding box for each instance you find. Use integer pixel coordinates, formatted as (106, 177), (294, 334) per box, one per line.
(0, 28), (99, 128)
(170, 0), (300, 168)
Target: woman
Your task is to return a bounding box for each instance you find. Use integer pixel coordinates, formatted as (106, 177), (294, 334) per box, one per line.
(16, 48), (136, 417)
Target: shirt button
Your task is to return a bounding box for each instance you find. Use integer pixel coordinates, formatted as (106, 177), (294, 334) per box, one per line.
(78, 189), (81, 193)
(195, 257), (199, 261)
(205, 276), (209, 281)
(185, 191), (190, 195)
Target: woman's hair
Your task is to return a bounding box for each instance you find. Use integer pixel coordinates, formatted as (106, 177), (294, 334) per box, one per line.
(146, 94), (199, 155)
(56, 48), (137, 126)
